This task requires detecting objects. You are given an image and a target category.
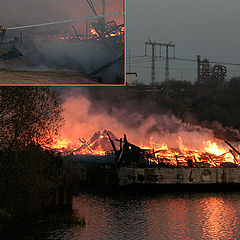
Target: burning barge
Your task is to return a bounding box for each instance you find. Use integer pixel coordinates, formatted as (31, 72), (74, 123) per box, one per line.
(57, 130), (240, 189)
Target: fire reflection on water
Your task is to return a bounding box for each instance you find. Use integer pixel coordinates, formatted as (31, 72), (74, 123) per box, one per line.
(199, 197), (237, 239)
(44, 192), (240, 240)
(143, 194), (238, 240)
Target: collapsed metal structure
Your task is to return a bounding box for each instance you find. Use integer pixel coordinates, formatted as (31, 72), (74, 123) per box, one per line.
(83, 0), (124, 78)
(107, 133), (240, 168)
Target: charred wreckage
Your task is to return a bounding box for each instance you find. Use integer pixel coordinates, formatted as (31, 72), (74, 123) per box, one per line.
(63, 131), (240, 187)
(107, 133), (240, 169)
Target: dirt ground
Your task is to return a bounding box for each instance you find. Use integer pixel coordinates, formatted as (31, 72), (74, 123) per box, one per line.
(0, 68), (102, 85)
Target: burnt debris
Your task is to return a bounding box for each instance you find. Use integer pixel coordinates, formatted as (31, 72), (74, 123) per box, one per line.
(107, 133), (240, 168)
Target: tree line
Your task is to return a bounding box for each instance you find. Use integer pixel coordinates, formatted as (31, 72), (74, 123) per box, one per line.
(0, 87), (63, 223)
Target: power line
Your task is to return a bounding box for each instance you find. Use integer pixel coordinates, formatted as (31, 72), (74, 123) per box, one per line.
(132, 64), (240, 72)
(174, 41), (240, 48)
(129, 55), (149, 59)
(131, 65), (196, 72)
(129, 55), (240, 67)
(129, 41), (240, 83)
(209, 61), (240, 66)
(145, 40), (176, 93)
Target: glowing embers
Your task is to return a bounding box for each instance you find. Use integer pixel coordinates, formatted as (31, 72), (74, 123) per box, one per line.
(50, 130), (115, 156)
(49, 130), (240, 167)
(90, 28), (99, 39)
(48, 34), (78, 41)
(109, 134), (240, 168)
(146, 138), (239, 167)
(47, 27), (123, 41)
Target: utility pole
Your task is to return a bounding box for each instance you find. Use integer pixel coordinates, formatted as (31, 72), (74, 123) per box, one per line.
(145, 40), (157, 90)
(102, 0), (105, 29)
(197, 55), (201, 83)
(151, 43), (155, 87)
(150, 42), (156, 89)
(86, 17), (89, 39)
(128, 48), (131, 72)
(163, 42), (175, 82)
(145, 40), (175, 92)
(165, 46), (170, 81)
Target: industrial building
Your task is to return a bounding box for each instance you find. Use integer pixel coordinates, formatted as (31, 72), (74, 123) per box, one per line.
(198, 57), (227, 86)
(126, 72), (137, 86)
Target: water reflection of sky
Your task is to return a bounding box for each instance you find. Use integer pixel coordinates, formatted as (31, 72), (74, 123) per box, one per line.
(46, 191), (240, 240)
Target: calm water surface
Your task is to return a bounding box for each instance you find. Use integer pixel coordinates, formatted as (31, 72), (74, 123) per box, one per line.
(44, 189), (240, 240)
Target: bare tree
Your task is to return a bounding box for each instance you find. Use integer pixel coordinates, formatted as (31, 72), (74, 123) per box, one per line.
(0, 87), (63, 150)
(0, 87), (64, 216)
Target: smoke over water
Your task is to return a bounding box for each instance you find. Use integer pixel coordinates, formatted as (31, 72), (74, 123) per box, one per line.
(57, 88), (237, 152)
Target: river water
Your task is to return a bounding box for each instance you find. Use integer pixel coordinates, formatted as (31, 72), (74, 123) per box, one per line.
(41, 188), (240, 240)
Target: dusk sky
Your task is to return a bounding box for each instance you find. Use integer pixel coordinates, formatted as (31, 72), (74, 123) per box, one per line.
(127, 0), (240, 84)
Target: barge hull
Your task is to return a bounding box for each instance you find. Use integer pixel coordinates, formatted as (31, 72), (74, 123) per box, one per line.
(118, 167), (240, 186)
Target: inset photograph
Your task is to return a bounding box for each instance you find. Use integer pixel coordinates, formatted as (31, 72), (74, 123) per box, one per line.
(0, 0), (125, 85)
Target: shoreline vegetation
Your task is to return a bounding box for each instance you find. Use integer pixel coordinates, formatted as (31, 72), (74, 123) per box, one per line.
(0, 207), (86, 239)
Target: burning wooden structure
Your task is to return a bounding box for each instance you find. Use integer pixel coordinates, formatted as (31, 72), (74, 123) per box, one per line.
(52, 130), (116, 156)
(107, 134), (240, 169)
(50, 130), (240, 187)
(51, 128), (240, 169)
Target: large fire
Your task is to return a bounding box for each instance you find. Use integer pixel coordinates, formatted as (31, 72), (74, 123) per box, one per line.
(47, 27), (123, 41)
(140, 139), (237, 167)
(90, 26), (124, 40)
(50, 130), (113, 156)
(48, 130), (240, 167)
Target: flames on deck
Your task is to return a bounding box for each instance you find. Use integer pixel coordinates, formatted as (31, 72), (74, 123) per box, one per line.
(49, 130), (240, 168)
(51, 130), (115, 156)
(47, 26), (124, 41)
(45, 14), (125, 43)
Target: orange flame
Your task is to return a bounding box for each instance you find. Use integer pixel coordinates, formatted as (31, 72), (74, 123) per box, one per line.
(47, 133), (239, 166)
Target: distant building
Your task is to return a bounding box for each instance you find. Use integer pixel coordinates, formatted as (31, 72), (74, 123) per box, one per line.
(199, 58), (212, 84)
(126, 73), (137, 86)
(198, 58), (226, 86)
(212, 65), (227, 83)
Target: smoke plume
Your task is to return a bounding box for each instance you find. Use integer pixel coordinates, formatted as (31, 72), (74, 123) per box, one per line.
(57, 87), (238, 151)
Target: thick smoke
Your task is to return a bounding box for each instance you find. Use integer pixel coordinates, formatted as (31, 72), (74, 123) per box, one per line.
(24, 40), (115, 70)
(57, 88), (238, 151)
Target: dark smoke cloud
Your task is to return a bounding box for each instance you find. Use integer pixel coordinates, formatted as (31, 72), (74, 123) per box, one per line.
(55, 87), (239, 152)
(57, 87), (236, 150)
